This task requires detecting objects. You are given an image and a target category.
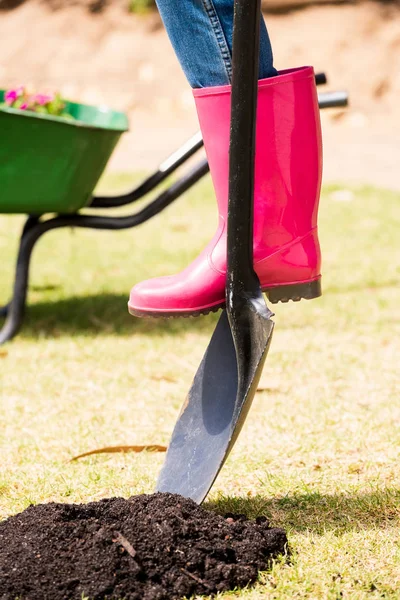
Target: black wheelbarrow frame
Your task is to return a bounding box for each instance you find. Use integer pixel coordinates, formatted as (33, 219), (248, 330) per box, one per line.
(0, 81), (347, 344)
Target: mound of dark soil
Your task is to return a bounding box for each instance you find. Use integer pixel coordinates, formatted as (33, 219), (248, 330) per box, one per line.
(0, 492), (287, 600)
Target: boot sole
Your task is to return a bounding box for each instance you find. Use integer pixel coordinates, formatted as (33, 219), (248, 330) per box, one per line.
(128, 278), (321, 319)
(265, 278), (322, 304)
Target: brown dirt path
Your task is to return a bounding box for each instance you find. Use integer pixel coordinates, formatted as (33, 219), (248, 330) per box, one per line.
(1, 0), (399, 189)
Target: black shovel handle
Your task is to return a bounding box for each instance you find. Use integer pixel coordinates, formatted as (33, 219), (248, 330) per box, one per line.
(227, 0), (262, 297)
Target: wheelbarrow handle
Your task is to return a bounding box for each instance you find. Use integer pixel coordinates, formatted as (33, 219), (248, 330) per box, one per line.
(315, 72), (328, 86)
(318, 90), (349, 109)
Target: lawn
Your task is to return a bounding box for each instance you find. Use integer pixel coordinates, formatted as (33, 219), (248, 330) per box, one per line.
(0, 174), (399, 599)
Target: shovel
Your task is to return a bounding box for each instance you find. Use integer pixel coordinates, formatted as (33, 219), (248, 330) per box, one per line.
(156, 0), (274, 503)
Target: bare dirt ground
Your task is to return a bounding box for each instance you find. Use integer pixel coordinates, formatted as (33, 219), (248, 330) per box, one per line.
(1, 0), (399, 189)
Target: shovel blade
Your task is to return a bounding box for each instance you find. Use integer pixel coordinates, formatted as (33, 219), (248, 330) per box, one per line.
(156, 306), (274, 503)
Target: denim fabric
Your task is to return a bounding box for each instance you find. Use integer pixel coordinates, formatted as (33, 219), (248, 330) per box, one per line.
(155, 0), (276, 88)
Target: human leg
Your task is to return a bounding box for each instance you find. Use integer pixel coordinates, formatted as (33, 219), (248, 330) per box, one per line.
(129, 3), (323, 317)
(154, 0), (276, 88)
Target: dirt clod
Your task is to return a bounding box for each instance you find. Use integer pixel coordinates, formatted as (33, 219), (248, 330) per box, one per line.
(0, 492), (287, 600)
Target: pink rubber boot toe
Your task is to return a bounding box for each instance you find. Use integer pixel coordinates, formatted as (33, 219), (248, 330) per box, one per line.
(129, 245), (226, 317)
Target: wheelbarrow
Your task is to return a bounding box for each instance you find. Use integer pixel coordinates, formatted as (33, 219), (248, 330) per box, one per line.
(0, 83), (348, 344)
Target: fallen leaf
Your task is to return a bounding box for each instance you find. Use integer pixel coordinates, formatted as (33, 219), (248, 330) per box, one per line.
(70, 445), (167, 462)
(0, 350), (8, 358)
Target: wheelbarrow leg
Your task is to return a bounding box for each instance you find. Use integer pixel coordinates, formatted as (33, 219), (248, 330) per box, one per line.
(0, 216), (40, 345)
(0, 304), (9, 318)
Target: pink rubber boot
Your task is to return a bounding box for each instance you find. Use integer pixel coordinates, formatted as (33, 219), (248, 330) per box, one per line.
(129, 66), (323, 317)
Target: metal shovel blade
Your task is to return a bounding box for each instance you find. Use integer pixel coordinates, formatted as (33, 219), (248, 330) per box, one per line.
(156, 302), (273, 503)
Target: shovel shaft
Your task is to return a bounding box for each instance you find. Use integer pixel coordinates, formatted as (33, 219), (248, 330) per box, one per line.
(227, 0), (262, 298)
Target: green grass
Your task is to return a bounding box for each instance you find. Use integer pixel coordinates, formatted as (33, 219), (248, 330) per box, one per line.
(1, 176), (400, 599)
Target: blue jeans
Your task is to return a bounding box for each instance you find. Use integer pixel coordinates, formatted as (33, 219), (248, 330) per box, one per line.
(155, 0), (277, 88)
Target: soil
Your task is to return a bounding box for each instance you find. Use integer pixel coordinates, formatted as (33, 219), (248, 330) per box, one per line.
(1, 0), (400, 190)
(0, 492), (287, 600)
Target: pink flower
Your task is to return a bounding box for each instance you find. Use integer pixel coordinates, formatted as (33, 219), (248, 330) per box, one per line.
(34, 93), (54, 106)
(2, 85), (69, 118)
(5, 86), (24, 105)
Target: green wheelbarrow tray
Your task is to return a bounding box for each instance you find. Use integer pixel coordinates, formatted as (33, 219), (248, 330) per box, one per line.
(0, 91), (129, 214)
